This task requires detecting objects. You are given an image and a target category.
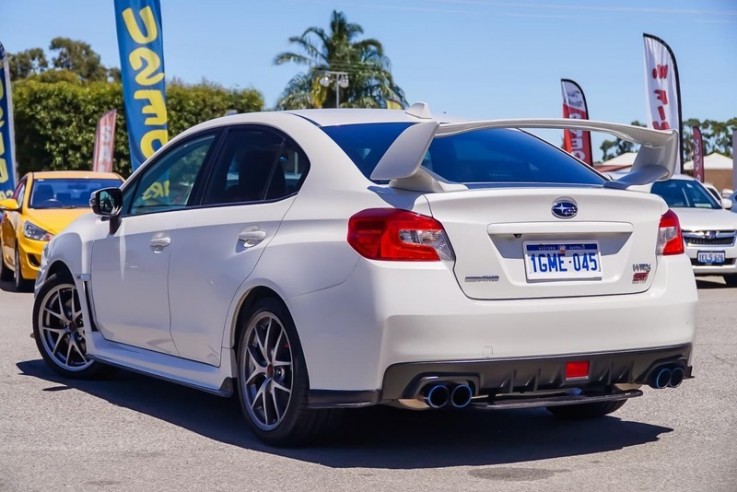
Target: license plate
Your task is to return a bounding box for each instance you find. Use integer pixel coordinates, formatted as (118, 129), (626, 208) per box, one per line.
(697, 251), (725, 264)
(524, 241), (602, 281)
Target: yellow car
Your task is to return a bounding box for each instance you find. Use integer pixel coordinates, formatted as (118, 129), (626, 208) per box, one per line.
(0, 171), (123, 291)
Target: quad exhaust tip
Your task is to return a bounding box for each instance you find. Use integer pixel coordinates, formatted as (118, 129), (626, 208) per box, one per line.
(423, 383), (474, 409)
(649, 365), (685, 389)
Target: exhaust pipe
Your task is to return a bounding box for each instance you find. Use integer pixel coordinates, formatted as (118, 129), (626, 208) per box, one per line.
(450, 384), (473, 408)
(649, 366), (672, 389)
(424, 384), (450, 409)
(668, 367), (685, 388)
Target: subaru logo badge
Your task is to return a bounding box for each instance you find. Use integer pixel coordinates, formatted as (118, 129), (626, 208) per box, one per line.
(552, 199), (578, 219)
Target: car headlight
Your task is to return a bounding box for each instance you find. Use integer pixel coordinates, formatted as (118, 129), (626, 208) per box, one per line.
(23, 221), (54, 241)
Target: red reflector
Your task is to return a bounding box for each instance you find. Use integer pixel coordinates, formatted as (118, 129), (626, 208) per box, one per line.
(565, 361), (590, 379)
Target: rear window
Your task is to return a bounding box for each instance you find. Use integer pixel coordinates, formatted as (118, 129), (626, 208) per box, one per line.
(321, 123), (605, 186)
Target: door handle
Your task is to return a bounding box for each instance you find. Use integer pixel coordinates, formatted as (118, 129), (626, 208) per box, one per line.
(150, 235), (171, 252)
(238, 228), (266, 248)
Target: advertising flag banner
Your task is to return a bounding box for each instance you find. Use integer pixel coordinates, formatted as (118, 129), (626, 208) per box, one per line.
(691, 125), (704, 183)
(643, 33), (683, 171)
(114, 0), (168, 171)
(0, 42), (17, 200)
(92, 110), (117, 173)
(560, 79), (593, 165)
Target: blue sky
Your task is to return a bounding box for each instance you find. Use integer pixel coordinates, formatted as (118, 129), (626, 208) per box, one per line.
(2, 0), (736, 158)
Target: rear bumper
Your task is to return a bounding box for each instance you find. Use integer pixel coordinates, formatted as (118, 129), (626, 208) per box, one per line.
(308, 343), (692, 408)
(380, 343), (692, 400)
(291, 254), (697, 394)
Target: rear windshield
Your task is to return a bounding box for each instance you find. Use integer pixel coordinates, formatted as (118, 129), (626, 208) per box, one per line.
(651, 179), (721, 209)
(321, 123), (605, 186)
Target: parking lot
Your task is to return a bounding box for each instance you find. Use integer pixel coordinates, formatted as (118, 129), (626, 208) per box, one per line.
(1, 278), (735, 492)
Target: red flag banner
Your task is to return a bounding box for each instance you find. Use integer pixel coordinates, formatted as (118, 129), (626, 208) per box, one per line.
(691, 125), (704, 183)
(92, 109), (117, 173)
(560, 79), (593, 165)
(643, 33), (683, 171)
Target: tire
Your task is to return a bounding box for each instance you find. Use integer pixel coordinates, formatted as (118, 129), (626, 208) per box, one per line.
(0, 243), (12, 281)
(14, 247), (33, 292)
(235, 297), (340, 446)
(546, 399), (627, 419)
(724, 275), (737, 287)
(32, 273), (104, 378)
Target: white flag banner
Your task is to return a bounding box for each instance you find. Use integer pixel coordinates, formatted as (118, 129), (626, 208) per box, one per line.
(643, 33), (683, 171)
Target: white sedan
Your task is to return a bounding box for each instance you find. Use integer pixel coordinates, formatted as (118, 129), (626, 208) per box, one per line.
(32, 104), (697, 446)
(649, 175), (737, 285)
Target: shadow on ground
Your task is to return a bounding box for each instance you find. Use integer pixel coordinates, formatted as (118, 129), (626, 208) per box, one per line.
(17, 359), (672, 469)
(695, 277), (731, 290)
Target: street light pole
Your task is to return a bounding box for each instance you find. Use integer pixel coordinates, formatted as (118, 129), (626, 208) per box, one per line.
(319, 71), (349, 108)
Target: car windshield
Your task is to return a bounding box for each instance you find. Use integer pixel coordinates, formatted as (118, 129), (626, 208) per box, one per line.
(30, 178), (123, 209)
(651, 179), (721, 210)
(321, 123), (605, 186)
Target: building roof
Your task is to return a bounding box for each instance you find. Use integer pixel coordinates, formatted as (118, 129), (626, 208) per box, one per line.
(683, 152), (734, 171)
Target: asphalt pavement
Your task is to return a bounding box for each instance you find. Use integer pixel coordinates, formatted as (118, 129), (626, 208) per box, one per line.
(0, 277), (735, 492)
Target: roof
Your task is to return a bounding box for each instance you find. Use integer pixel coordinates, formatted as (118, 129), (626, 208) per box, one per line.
(683, 152), (734, 171)
(31, 170), (123, 180)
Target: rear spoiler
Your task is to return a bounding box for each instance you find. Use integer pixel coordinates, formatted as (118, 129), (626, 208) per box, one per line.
(370, 117), (679, 192)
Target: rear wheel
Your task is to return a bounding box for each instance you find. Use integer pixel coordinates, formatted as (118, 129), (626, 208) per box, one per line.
(14, 247), (33, 292)
(546, 399), (627, 419)
(724, 275), (737, 287)
(32, 273), (103, 378)
(236, 297), (340, 446)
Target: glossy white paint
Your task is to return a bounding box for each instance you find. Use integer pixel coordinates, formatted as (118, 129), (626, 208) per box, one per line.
(35, 107), (698, 399)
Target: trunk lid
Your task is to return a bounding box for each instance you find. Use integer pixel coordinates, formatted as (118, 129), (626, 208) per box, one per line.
(423, 187), (667, 300)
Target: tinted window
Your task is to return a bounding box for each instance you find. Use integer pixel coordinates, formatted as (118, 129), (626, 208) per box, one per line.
(126, 134), (216, 215)
(322, 123), (605, 186)
(29, 178), (122, 209)
(651, 179), (720, 209)
(202, 128), (307, 206)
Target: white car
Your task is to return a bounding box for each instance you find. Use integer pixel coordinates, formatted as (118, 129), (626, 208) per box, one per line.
(648, 175), (737, 286)
(32, 105), (697, 446)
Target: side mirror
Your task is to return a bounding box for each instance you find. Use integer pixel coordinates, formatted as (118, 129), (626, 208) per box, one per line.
(722, 198), (733, 210)
(0, 198), (20, 211)
(90, 188), (123, 217)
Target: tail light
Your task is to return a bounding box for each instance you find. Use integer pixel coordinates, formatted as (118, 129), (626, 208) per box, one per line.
(347, 208), (454, 261)
(656, 209), (684, 255)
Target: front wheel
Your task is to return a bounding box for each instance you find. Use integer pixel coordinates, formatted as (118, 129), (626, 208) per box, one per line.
(546, 399), (627, 419)
(236, 297), (340, 446)
(14, 248), (33, 292)
(724, 275), (737, 287)
(0, 243), (12, 281)
(32, 273), (103, 378)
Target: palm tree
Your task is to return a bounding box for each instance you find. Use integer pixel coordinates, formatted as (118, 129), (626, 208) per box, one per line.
(274, 11), (407, 109)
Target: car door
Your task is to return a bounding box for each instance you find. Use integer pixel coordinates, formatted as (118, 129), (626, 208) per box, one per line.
(1, 177), (27, 269)
(89, 132), (219, 354)
(166, 127), (309, 365)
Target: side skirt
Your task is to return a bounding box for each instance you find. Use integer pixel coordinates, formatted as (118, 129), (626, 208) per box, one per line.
(86, 332), (235, 397)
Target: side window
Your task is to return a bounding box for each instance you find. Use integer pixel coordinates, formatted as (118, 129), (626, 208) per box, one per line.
(202, 128), (307, 206)
(126, 134), (216, 216)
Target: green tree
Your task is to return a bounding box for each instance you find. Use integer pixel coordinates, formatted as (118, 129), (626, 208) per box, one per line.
(274, 10), (407, 109)
(8, 48), (48, 80)
(12, 78), (263, 177)
(599, 120), (644, 161)
(48, 37), (108, 82)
